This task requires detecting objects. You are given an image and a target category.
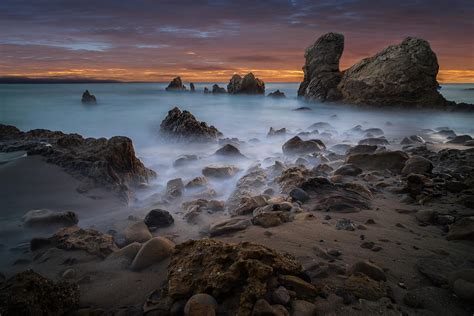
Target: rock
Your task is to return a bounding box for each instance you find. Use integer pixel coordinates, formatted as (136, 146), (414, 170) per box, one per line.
(307, 122), (334, 131)
(144, 209), (174, 229)
(401, 135), (425, 145)
(62, 268), (76, 279)
(289, 188), (309, 202)
(363, 128), (384, 137)
(123, 221), (152, 244)
(174, 154), (198, 167)
(464, 140), (474, 146)
(416, 257), (457, 286)
(204, 87), (210, 94)
(336, 219), (356, 231)
(184, 293), (218, 315)
(268, 90), (286, 98)
(202, 164), (240, 179)
(415, 210), (438, 224)
(333, 164), (362, 176)
(130, 237), (175, 271)
(166, 239), (305, 315)
(268, 127), (287, 137)
(282, 136), (325, 155)
(298, 32), (344, 101)
(214, 144), (245, 158)
(447, 217), (474, 240)
(46, 226), (118, 258)
(290, 300), (316, 316)
(293, 107), (311, 111)
(233, 195), (268, 215)
(166, 178), (184, 199)
(272, 286), (290, 305)
(346, 150), (409, 173)
(209, 218), (251, 236)
(190, 83), (195, 92)
(447, 135), (472, 144)
(22, 209), (78, 227)
(349, 260), (386, 281)
(0, 270), (79, 315)
(207, 200), (225, 212)
(338, 37), (449, 107)
(402, 155), (433, 175)
(404, 286), (468, 315)
(227, 73), (265, 94)
(358, 137), (389, 146)
(346, 144), (378, 155)
(344, 273), (388, 301)
(160, 107), (222, 142)
(212, 84), (226, 94)
(166, 76), (186, 91)
(252, 299), (280, 316)
(453, 279), (474, 302)
(279, 275), (317, 298)
(252, 211), (291, 228)
(108, 242), (141, 260)
(81, 90), (96, 103)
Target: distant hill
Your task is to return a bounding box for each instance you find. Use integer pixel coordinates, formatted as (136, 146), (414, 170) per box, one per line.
(0, 76), (121, 84)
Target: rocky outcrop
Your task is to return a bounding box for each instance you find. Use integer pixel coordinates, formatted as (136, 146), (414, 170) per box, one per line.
(165, 76), (186, 91)
(212, 84), (226, 94)
(81, 90), (96, 103)
(268, 90), (286, 98)
(227, 73), (265, 94)
(189, 82), (195, 92)
(159, 107), (222, 142)
(0, 125), (156, 200)
(298, 32), (344, 101)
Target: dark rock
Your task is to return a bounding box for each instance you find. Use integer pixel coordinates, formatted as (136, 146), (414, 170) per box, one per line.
(267, 127), (287, 137)
(189, 82), (195, 92)
(346, 150), (409, 173)
(144, 209), (174, 229)
(289, 188), (309, 202)
(334, 164), (362, 176)
(209, 218), (251, 236)
(203, 87), (210, 94)
(346, 144), (378, 155)
(215, 144), (245, 158)
(358, 137), (389, 146)
(166, 76), (186, 91)
(184, 293), (217, 315)
(401, 135), (425, 145)
(282, 136), (325, 155)
(402, 155), (433, 175)
(349, 260), (386, 281)
(293, 106), (311, 111)
(0, 270), (79, 315)
(22, 209), (78, 227)
(173, 154), (198, 167)
(447, 217), (474, 241)
(212, 84), (226, 94)
(81, 90), (96, 103)
(160, 107), (222, 142)
(227, 73), (265, 94)
(298, 32), (344, 101)
(268, 90), (285, 98)
(447, 135), (473, 144)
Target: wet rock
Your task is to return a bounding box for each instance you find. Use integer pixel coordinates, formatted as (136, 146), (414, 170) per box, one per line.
(268, 127), (287, 137)
(447, 217), (474, 241)
(401, 135), (425, 145)
(282, 136), (325, 155)
(46, 226), (118, 258)
(233, 195), (268, 215)
(346, 144), (378, 155)
(184, 293), (218, 315)
(349, 260), (386, 281)
(166, 178), (184, 199)
(130, 237), (175, 271)
(209, 218), (251, 236)
(22, 209), (78, 227)
(346, 150), (409, 173)
(124, 221), (152, 244)
(166, 76), (186, 91)
(333, 164), (362, 176)
(215, 144), (246, 158)
(81, 90), (96, 103)
(227, 167), (268, 211)
(358, 137), (389, 146)
(144, 209), (174, 229)
(447, 135), (472, 144)
(185, 176), (209, 189)
(160, 107), (222, 142)
(252, 211), (291, 228)
(268, 90), (286, 98)
(174, 154), (199, 167)
(402, 155), (433, 175)
(108, 242), (142, 260)
(227, 73), (265, 94)
(212, 84), (226, 94)
(202, 164), (240, 179)
(190, 82), (195, 92)
(0, 270), (79, 315)
(344, 273), (388, 301)
(298, 32), (344, 101)
(289, 188), (309, 202)
(207, 200), (225, 212)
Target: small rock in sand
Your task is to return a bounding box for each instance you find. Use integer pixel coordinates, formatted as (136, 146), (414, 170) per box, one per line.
(124, 221), (152, 244)
(131, 237), (175, 271)
(209, 218), (251, 236)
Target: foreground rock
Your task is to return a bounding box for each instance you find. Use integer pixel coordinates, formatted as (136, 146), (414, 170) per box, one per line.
(298, 32), (344, 101)
(0, 125), (156, 200)
(131, 237), (175, 271)
(22, 209), (78, 227)
(81, 90), (96, 103)
(159, 107), (222, 142)
(0, 270), (79, 315)
(227, 73), (265, 94)
(165, 76), (186, 91)
(144, 209), (174, 229)
(146, 239), (317, 315)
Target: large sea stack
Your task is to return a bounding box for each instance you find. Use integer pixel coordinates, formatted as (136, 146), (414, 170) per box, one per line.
(298, 33), (460, 108)
(227, 73), (265, 94)
(166, 76), (186, 91)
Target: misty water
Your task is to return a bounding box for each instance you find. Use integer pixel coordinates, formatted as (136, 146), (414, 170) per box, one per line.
(1, 82), (474, 266)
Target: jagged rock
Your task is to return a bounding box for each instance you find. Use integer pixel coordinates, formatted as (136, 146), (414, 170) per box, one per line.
(144, 209), (174, 229)
(202, 164), (240, 179)
(22, 209), (78, 227)
(0, 270), (79, 315)
(402, 155), (433, 175)
(209, 218), (251, 236)
(268, 90), (285, 98)
(215, 144), (245, 158)
(189, 83), (195, 92)
(298, 32), (344, 101)
(447, 217), (474, 241)
(212, 84), (226, 94)
(282, 136), (325, 155)
(166, 77), (186, 91)
(227, 73), (265, 94)
(346, 151), (409, 173)
(160, 107), (222, 142)
(81, 90), (96, 103)
(185, 177), (209, 189)
(131, 237), (175, 271)
(233, 195), (268, 215)
(227, 167), (268, 211)
(268, 127), (286, 137)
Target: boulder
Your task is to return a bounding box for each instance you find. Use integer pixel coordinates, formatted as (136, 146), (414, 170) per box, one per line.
(202, 164), (240, 179)
(0, 270), (79, 315)
(344, 273), (388, 301)
(130, 237), (175, 271)
(123, 221), (152, 244)
(402, 155), (433, 175)
(346, 144), (378, 155)
(282, 136), (325, 155)
(108, 242), (142, 260)
(333, 164), (362, 176)
(160, 107), (222, 142)
(81, 90), (96, 103)
(166, 178), (184, 199)
(290, 300), (316, 316)
(144, 209), (174, 229)
(268, 90), (286, 98)
(227, 73), (265, 94)
(166, 77), (186, 91)
(214, 144), (245, 158)
(185, 176), (209, 189)
(447, 135), (473, 144)
(209, 218), (251, 236)
(447, 217), (474, 241)
(297, 32), (344, 101)
(289, 188), (309, 202)
(346, 151), (409, 173)
(22, 209), (78, 227)
(401, 135), (425, 145)
(184, 293), (218, 315)
(211, 84), (226, 94)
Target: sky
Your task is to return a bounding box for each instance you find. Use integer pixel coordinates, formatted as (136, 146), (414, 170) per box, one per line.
(1, 0), (473, 83)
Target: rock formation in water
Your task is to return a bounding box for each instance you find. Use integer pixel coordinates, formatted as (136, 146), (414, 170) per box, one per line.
(212, 84), (226, 94)
(0, 124), (156, 201)
(298, 33), (472, 109)
(189, 82), (195, 92)
(81, 90), (97, 103)
(165, 76), (186, 91)
(297, 32), (344, 102)
(227, 73), (265, 94)
(268, 90), (286, 98)
(159, 107), (222, 142)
